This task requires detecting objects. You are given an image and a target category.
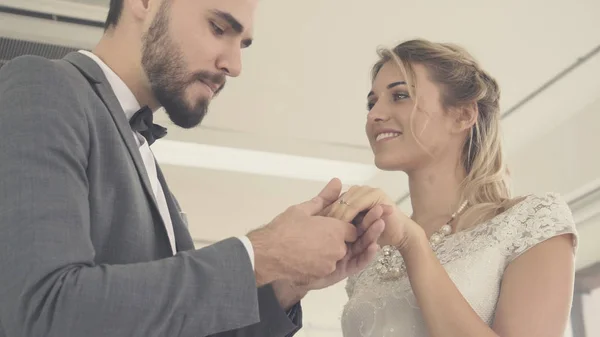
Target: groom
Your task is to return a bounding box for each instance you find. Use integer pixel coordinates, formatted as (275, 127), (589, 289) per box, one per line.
(0, 0), (384, 336)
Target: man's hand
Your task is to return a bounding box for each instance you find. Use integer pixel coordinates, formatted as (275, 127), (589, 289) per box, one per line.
(247, 178), (358, 287)
(303, 204), (387, 290)
(267, 205), (386, 308)
(271, 280), (308, 310)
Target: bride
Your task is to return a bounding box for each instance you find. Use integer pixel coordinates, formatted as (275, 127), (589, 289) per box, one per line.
(324, 39), (578, 337)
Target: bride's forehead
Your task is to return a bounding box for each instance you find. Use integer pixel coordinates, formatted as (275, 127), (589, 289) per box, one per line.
(374, 63), (407, 84)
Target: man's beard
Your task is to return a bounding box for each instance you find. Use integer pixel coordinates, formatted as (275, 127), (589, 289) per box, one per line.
(141, 5), (225, 129)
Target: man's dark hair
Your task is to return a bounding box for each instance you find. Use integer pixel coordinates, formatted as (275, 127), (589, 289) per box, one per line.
(104, 0), (124, 30)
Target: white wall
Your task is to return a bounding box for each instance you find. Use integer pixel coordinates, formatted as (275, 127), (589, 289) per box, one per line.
(507, 97), (600, 199)
(582, 288), (600, 337)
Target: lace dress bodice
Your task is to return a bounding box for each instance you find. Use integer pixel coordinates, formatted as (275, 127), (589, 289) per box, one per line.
(341, 193), (578, 337)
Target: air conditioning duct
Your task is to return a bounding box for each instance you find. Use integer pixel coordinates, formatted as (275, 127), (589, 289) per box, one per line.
(0, 0), (107, 67)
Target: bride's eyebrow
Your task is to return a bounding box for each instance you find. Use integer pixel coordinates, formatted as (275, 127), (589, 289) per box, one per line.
(367, 81), (408, 98)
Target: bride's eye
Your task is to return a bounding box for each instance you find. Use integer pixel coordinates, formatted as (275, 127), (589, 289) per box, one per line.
(392, 92), (410, 102)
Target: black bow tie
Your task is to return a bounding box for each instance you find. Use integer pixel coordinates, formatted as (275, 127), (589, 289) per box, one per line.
(129, 106), (167, 145)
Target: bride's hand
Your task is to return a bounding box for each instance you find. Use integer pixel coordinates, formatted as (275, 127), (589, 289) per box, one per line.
(323, 186), (424, 252)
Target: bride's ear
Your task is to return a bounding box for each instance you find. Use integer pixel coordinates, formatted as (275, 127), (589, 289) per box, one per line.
(450, 102), (478, 134)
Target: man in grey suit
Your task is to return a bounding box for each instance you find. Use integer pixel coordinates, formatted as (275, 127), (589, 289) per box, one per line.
(0, 0), (386, 336)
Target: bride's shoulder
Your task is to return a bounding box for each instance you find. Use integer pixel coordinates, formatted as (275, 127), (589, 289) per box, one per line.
(498, 192), (578, 262)
(503, 192), (572, 219)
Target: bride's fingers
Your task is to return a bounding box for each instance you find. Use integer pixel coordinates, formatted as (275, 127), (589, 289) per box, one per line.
(379, 204), (394, 216)
(318, 191), (348, 217)
(330, 187), (374, 222)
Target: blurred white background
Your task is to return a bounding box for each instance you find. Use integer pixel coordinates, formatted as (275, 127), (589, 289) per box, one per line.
(1, 0), (599, 336)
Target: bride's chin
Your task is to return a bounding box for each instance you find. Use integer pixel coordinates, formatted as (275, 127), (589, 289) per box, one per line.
(374, 157), (407, 172)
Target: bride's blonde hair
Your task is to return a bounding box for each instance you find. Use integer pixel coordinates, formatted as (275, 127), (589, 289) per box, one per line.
(372, 39), (512, 229)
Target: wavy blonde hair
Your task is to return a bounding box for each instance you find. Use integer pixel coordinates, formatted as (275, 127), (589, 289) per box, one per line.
(372, 39), (512, 228)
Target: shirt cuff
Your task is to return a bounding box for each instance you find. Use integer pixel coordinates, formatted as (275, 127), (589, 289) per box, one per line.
(285, 302), (303, 336)
(287, 302), (300, 320)
(237, 235), (255, 270)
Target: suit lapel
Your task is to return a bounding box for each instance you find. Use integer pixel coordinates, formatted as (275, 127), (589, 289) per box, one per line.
(156, 165), (195, 252)
(61, 52), (166, 236)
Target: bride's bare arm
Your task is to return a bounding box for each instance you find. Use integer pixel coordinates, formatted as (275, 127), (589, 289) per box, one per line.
(401, 233), (574, 337)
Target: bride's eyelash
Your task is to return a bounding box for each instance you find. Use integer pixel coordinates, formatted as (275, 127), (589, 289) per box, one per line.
(366, 92), (409, 111)
(392, 92), (410, 101)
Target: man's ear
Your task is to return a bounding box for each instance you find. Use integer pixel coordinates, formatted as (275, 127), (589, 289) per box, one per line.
(124, 0), (153, 23)
(451, 101), (478, 134)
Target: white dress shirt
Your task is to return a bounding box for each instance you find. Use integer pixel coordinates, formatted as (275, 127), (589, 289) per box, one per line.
(78, 51), (254, 267)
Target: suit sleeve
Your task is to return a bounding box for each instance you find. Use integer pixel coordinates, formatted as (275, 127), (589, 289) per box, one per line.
(208, 286), (303, 337)
(167, 185), (303, 337)
(0, 55), (272, 337)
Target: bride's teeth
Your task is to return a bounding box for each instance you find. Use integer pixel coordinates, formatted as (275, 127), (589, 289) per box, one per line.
(376, 132), (401, 141)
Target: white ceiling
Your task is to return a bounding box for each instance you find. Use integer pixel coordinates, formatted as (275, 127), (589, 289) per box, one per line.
(1, 0), (599, 335)
(58, 0), (107, 6)
(152, 0), (600, 244)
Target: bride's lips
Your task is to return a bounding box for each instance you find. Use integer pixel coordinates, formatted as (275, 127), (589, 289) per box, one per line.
(373, 128), (403, 143)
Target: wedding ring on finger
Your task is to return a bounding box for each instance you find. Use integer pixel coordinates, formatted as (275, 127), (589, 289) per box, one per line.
(339, 199), (350, 206)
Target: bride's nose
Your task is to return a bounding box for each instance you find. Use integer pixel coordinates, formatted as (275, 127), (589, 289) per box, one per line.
(367, 104), (391, 123)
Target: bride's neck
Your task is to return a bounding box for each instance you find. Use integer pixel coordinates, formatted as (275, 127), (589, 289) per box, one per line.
(408, 165), (466, 236)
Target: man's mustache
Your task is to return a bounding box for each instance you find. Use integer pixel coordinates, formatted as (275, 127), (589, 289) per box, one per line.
(189, 71), (226, 96)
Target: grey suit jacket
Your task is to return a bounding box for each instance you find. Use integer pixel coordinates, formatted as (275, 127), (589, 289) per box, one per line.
(0, 52), (301, 337)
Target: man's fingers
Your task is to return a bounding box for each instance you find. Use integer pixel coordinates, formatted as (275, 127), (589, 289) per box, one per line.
(318, 178), (343, 206)
(351, 218), (384, 256)
(318, 203), (334, 217)
(342, 222), (359, 242)
(358, 242), (380, 267)
(348, 242), (379, 273)
(295, 178), (342, 216)
(359, 205), (384, 232)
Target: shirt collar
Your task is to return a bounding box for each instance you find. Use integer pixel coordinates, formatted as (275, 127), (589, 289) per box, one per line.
(78, 50), (141, 121)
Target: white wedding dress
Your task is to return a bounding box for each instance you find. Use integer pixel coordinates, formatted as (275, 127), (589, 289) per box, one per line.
(341, 193), (578, 337)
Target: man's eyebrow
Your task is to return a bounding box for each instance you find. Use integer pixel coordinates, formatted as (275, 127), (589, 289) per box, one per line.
(210, 10), (252, 48)
(210, 10), (244, 33)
